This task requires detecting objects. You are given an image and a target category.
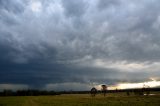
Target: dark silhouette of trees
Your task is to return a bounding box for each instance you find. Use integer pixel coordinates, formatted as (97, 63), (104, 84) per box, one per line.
(101, 85), (107, 96)
(0, 87), (158, 97)
(0, 89), (60, 96)
(90, 87), (97, 97)
(126, 91), (130, 96)
(2, 90), (13, 96)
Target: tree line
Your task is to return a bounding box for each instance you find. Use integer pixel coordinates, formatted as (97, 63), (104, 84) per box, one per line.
(0, 88), (159, 96)
(0, 89), (60, 96)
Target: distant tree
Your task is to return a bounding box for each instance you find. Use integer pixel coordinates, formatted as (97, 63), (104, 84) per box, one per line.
(126, 91), (130, 96)
(90, 87), (97, 97)
(3, 90), (13, 96)
(143, 85), (150, 96)
(101, 85), (107, 96)
(146, 88), (150, 96)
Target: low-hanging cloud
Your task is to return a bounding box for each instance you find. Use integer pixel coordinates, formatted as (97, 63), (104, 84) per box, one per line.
(0, 0), (160, 90)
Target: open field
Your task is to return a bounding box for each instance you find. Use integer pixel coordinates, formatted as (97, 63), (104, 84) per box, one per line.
(0, 92), (160, 106)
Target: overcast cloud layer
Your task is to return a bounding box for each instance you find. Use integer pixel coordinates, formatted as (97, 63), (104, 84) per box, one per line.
(0, 0), (160, 91)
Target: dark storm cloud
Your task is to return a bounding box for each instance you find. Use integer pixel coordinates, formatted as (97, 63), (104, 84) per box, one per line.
(61, 0), (87, 17)
(0, 0), (25, 14)
(0, 0), (25, 26)
(97, 0), (121, 10)
(0, 0), (160, 90)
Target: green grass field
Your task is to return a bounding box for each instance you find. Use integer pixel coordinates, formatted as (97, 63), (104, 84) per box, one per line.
(0, 92), (160, 106)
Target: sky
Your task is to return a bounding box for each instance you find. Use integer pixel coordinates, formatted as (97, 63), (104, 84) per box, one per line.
(0, 0), (160, 91)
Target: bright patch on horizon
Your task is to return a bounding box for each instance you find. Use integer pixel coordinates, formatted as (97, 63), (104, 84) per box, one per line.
(94, 78), (160, 90)
(117, 80), (160, 90)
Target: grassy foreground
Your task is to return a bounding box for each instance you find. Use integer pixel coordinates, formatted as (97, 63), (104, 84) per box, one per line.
(0, 92), (160, 106)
